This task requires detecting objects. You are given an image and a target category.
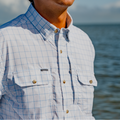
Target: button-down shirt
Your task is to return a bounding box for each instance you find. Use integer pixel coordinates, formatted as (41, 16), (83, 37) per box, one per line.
(0, 4), (97, 120)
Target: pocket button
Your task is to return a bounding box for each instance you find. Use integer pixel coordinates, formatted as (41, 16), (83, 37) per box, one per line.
(32, 80), (37, 84)
(89, 80), (93, 84)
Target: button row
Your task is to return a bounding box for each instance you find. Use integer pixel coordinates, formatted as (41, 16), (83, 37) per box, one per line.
(32, 80), (93, 85)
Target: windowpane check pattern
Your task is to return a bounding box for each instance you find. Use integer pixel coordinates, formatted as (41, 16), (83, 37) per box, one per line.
(0, 4), (97, 120)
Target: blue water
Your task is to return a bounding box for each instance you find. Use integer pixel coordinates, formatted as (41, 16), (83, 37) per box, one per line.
(77, 24), (120, 119)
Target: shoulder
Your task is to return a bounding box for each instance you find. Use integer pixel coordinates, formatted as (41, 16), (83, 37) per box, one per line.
(70, 25), (89, 38)
(69, 25), (95, 53)
(69, 24), (91, 43)
(0, 14), (29, 37)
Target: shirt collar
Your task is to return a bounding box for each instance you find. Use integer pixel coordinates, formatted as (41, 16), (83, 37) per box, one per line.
(25, 4), (73, 41)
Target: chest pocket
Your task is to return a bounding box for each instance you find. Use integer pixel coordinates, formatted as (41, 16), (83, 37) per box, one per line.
(77, 73), (97, 87)
(13, 69), (52, 87)
(7, 69), (53, 111)
(76, 72), (97, 114)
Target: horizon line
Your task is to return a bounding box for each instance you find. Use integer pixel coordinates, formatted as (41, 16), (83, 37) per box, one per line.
(73, 22), (120, 26)
(0, 22), (120, 26)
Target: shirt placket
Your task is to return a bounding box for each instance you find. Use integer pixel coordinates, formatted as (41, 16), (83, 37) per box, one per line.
(57, 30), (73, 117)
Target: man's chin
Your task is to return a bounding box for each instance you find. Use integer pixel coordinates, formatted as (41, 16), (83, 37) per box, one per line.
(57, 0), (74, 7)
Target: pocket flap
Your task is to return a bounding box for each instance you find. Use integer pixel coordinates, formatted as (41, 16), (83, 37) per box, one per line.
(14, 69), (52, 87)
(77, 74), (97, 86)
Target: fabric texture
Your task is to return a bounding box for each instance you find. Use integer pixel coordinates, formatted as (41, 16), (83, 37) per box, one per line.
(0, 4), (97, 120)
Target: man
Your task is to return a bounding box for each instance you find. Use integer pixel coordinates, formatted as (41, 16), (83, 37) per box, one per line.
(0, 0), (97, 119)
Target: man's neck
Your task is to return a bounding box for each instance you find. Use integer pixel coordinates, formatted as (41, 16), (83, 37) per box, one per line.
(34, 2), (68, 29)
(46, 10), (68, 29)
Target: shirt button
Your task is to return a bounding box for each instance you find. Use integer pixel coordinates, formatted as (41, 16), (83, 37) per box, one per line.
(63, 80), (66, 84)
(89, 80), (93, 84)
(54, 29), (58, 33)
(66, 110), (69, 114)
(32, 80), (37, 84)
(60, 50), (62, 54)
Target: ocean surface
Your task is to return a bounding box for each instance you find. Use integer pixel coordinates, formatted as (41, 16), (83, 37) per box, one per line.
(77, 24), (120, 119)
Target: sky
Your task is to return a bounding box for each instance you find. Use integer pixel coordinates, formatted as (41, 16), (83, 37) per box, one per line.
(0, 0), (120, 25)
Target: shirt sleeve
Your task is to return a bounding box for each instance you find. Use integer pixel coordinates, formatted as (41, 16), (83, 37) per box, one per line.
(0, 32), (6, 99)
(0, 84), (3, 99)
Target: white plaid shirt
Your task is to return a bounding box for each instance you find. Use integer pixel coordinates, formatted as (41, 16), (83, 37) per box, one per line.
(0, 4), (97, 120)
